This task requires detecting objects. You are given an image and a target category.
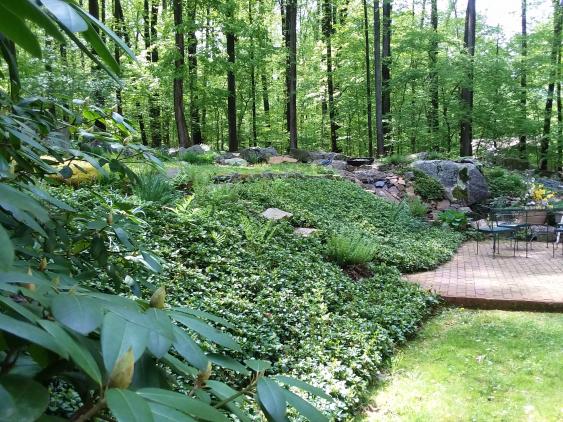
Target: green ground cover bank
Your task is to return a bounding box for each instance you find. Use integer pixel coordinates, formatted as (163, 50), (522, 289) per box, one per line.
(361, 308), (563, 421)
(55, 172), (461, 418)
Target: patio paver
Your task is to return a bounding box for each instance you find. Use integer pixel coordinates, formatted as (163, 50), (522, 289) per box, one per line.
(406, 240), (563, 311)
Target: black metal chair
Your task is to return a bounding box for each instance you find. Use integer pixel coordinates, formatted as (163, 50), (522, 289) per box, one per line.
(476, 211), (517, 257)
(554, 223), (563, 257)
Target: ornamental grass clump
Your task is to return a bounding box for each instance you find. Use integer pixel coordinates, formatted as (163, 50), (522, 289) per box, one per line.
(326, 232), (378, 267)
(133, 170), (176, 203)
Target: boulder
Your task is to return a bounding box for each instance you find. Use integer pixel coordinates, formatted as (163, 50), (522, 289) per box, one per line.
(240, 147), (278, 163)
(290, 149), (347, 163)
(262, 208), (293, 221)
(223, 158), (248, 166)
(436, 199), (451, 211)
(412, 159), (489, 206)
(185, 144), (211, 154)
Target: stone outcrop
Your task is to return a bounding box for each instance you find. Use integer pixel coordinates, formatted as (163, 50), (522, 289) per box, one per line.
(411, 159), (489, 205)
(240, 147), (278, 163)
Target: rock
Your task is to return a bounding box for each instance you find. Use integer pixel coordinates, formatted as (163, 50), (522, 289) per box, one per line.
(375, 180), (386, 188)
(353, 169), (387, 184)
(268, 155), (298, 164)
(291, 149), (347, 162)
(412, 159), (489, 205)
(240, 147), (278, 163)
(436, 199), (451, 210)
(408, 152), (430, 161)
(294, 228), (318, 237)
(185, 144), (211, 154)
(223, 158), (248, 166)
(388, 186), (400, 196)
(406, 185), (416, 198)
(328, 160), (348, 170)
(458, 207), (473, 214)
(262, 208), (293, 220)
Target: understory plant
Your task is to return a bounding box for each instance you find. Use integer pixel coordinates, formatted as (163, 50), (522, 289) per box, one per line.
(133, 170), (176, 203)
(413, 170), (445, 201)
(325, 232), (377, 266)
(438, 210), (468, 231)
(0, 3), (326, 421)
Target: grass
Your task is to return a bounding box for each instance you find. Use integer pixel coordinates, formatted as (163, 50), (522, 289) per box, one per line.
(359, 308), (563, 422)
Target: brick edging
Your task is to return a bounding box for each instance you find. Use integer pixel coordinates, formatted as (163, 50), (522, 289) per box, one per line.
(441, 295), (563, 312)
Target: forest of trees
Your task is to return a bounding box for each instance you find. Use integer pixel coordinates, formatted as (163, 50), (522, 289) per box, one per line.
(10, 0), (563, 169)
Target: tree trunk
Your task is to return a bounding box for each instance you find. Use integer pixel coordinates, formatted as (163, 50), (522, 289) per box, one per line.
(261, 72), (271, 127)
(226, 4), (238, 152)
(539, 0), (562, 171)
(187, 4), (202, 144)
(373, 0), (384, 156)
(143, 0), (151, 61)
(249, 0), (258, 146)
(173, 0), (190, 147)
(363, 0), (374, 157)
(287, 0), (298, 150)
(459, 0), (475, 157)
(324, 0), (338, 152)
(113, 0), (125, 115)
(519, 0), (528, 159)
(382, 0), (392, 145)
(281, 0), (290, 133)
(557, 42), (562, 170)
(428, 0), (439, 145)
(148, 0), (161, 148)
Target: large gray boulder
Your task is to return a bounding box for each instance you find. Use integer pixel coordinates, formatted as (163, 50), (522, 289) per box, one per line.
(411, 159), (489, 205)
(240, 147), (278, 163)
(185, 144), (212, 154)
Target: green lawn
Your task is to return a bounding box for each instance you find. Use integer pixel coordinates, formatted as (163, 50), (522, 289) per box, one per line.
(359, 308), (563, 422)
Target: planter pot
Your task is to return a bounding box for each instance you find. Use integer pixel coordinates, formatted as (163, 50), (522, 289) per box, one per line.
(517, 209), (548, 225)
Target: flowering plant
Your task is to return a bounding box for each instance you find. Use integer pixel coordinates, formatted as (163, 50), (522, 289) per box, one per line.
(525, 182), (556, 208)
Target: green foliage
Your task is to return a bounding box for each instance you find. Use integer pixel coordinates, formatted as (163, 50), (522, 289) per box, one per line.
(133, 171), (176, 203)
(438, 210), (468, 231)
(413, 170), (445, 201)
(325, 232), (377, 266)
(485, 167), (527, 199)
(406, 197), (429, 219)
(383, 154), (412, 166)
(180, 151), (217, 165)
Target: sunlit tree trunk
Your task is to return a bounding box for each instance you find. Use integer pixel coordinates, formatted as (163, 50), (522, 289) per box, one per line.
(428, 0), (440, 146)
(382, 0), (392, 147)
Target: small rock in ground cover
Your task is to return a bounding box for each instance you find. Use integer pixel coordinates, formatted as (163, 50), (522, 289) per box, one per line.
(262, 208), (293, 220)
(294, 227), (318, 237)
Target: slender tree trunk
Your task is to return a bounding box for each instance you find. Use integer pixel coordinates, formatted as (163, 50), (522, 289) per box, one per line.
(113, 0), (124, 115)
(557, 45), (562, 170)
(382, 0), (392, 146)
(173, 0), (190, 147)
(281, 0), (290, 133)
(148, 0), (161, 147)
(428, 0), (439, 145)
(287, 0), (298, 150)
(363, 0), (374, 157)
(226, 4), (238, 152)
(539, 0), (562, 171)
(187, 4), (202, 144)
(374, 0), (384, 156)
(261, 72), (271, 128)
(249, 0), (258, 146)
(324, 0), (338, 152)
(143, 0), (151, 61)
(459, 0), (475, 157)
(518, 0), (528, 159)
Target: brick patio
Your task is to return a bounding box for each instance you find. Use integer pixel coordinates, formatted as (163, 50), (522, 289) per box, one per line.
(406, 240), (563, 311)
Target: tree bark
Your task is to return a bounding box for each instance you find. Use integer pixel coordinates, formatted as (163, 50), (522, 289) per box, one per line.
(382, 0), (392, 145)
(519, 0), (528, 159)
(459, 0), (475, 157)
(143, 0), (151, 61)
(148, 0), (161, 148)
(324, 0), (338, 152)
(226, 4), (238, 152)
(539, 0), (562, 171)
(187, 3), (202, 144)
(249, 0), (258, 146)
(173, 0), (190, 147)
(373, 0), (384, 156)
(428, 0), (439, 145)
(557, 39), (562, 170)
(363, 0), (373, 157)
(287, 0), (298, 150)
